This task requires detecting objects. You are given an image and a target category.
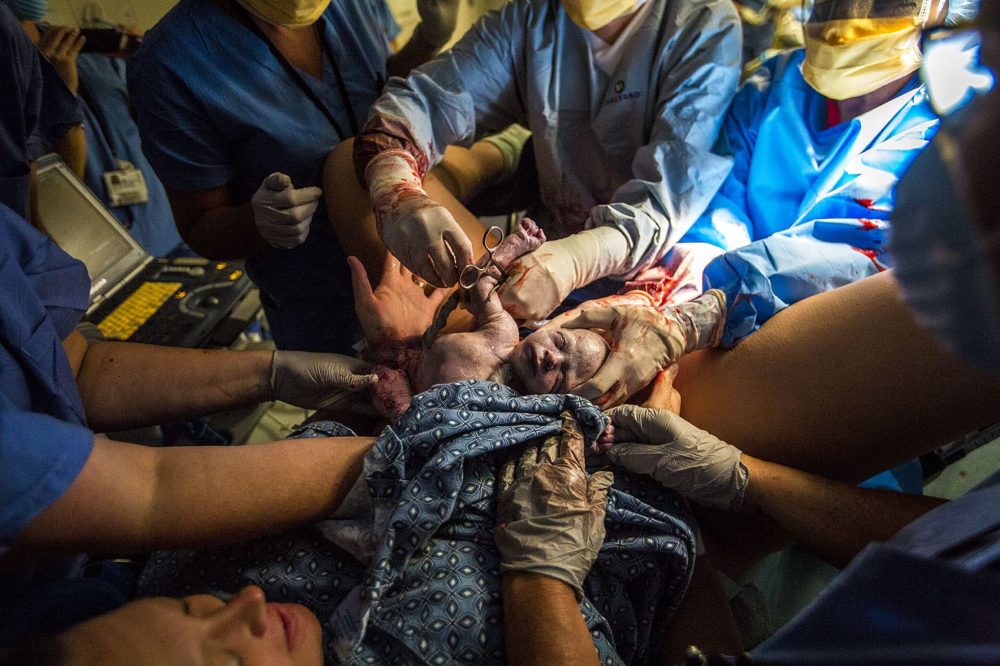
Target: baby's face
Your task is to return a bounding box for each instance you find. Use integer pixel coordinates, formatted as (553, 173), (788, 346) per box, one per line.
(511, 328), (610, 394)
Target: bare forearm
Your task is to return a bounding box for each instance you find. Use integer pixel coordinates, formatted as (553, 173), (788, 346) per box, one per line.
(55, 124), (87, 177)
(181, 201), (263, 259)
(12, 435), (373, 557)
(77, 342), (272, 431)
(386, 25), (439, 78)
(146, 436), (372, 547)
(741, 455), (945, 568)
(502, 573), (599, 666)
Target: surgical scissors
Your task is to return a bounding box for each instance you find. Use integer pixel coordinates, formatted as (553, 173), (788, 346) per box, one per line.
(459, 225), (506, 290)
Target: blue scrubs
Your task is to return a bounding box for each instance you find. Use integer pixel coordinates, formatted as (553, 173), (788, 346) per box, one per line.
(77, 55), (181, 256)
(363, 0), (740, 277)
(683, 49), (940, 346)
(751, 469), (1000, 664)
(129, 0), (399, 353)
(0, 202), (93, 563)
(0, 4), (83, 220)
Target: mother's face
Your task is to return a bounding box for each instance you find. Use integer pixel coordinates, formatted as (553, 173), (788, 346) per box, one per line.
(59, 585), (323, 665)
(511, 328), (610, 394)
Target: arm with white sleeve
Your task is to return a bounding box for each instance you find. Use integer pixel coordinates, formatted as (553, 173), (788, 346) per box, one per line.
(353, 5), (529, 286)
(499, 3), (742, 320)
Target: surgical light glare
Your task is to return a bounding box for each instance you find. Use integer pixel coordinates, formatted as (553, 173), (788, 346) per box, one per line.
(922, 30), (996, 116)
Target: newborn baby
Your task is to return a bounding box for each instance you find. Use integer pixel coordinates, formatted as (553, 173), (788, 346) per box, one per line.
(361, 219), (610, 419)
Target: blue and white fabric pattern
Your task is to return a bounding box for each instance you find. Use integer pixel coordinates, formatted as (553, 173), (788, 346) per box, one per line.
(139, 382), (696, 664)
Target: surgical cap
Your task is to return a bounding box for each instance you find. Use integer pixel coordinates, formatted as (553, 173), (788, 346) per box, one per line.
(0, 0), (47, 21)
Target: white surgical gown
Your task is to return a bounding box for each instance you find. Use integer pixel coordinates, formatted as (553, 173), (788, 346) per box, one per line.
(362, 0), (741, 277)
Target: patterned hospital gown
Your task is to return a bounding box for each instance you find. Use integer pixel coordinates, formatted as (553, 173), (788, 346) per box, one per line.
(139, 381), (697, 664)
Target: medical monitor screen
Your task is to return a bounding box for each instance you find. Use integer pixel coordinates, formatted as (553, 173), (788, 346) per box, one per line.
(35, 157), (147, 302)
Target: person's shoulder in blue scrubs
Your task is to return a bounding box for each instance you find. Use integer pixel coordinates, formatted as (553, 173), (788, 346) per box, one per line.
(0, 200), (94, 575)
(76, 54), (181, 256)
(0, 3), (85, 222)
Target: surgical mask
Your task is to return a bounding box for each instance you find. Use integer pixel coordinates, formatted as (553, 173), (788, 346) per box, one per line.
(2, 0), (48, 21)
(802, 0), (931, 100)
(890, 105), (1000, 374)
(561, 0), (637, 30)
(234, 0), (329, 27)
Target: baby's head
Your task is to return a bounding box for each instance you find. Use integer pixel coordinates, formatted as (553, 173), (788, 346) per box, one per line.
(509, 328), (610, 394)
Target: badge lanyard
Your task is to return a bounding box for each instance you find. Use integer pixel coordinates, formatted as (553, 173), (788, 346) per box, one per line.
(77, 76), (147, 220)
(239, 8), (361, 139)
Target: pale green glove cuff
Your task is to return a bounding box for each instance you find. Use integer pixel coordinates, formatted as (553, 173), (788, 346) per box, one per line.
(480, 124), (532, 182)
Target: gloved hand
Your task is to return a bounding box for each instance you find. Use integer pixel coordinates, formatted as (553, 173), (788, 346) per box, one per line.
(251, 173), (323, 250)
(499, 226), (630, 321)
(557, 289), (727, 407)
(494, 414), (614, 598)
(605, 404), (748, 511)
(415, 0), (460, 48)
(270, 350), (378, 409)
(365, 151), (472, 287)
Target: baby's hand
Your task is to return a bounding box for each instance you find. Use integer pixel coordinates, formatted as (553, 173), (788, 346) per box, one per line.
(590, 422), (616, 455)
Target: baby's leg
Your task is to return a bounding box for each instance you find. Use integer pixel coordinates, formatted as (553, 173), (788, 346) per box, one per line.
(465, 218), (545, 323)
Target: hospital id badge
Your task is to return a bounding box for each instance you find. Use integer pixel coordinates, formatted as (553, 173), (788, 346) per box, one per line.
(103, 160), (149, 207)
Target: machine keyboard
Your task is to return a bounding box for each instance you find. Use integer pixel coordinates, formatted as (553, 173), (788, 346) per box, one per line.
(97, 282), (182, 340)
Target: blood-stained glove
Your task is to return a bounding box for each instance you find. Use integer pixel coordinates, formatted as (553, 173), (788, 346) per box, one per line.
(365, 151), (472, 287)
(251, 173), (323, 249)
(557, 289), (727, 407)
(270, 350), (378, 409)
(415, 0), (460, 48)
(494, 413), (614, 598)
(499, 226), (631, 321)
(605, 405), (748, 511)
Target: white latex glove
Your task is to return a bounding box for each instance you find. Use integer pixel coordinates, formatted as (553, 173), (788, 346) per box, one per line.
(270, 350), (378, 409)
(495, 414), (613, 597)
(605, 405), (748, 511)
(415, 0), (460, 48)
(251, 173), (323, 250)
(498, 226), (630, 321)
(365, 151), (472, 287)
(556, 289), (727, 407)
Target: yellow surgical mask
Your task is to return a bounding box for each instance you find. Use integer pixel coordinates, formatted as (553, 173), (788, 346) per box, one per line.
(561, 0), (637, 30)
(802, 16), (925, 100)
(235, 0), (330, 27)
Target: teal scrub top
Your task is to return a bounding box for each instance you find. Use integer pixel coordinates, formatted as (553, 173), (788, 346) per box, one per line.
(129, 0), (399, 353)
(77, 54), (182, 257)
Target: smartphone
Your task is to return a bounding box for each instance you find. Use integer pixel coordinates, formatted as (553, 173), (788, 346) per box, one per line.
(78, 28), (130, 53)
